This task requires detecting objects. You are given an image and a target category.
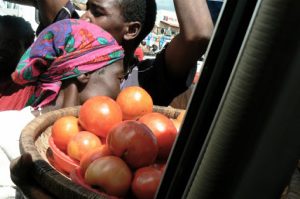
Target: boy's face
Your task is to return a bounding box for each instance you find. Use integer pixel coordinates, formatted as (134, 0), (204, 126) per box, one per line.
(0, 25), (25, 77)
(79, 60), (125, 103)
(81, 0), (127, 44)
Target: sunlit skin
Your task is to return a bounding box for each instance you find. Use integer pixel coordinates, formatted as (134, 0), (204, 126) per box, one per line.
(80, 0), (128, 44)
(77, 60), (125, 104)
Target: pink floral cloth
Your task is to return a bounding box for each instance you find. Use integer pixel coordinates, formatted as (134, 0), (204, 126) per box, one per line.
(11, 19), (124, 108)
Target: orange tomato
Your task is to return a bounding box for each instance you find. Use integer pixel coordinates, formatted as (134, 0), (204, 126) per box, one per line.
(67, 131), (102, 161)
(78, 96), (123, 138)
(51, 116), (81, 152)
(116, 86), (153, 120)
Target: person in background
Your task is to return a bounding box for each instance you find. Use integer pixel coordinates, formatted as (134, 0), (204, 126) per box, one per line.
(140, 40), (150, 55)
(145, 32), (154, 52)
(0, 18), (124, 198)
(0, 15), (35, 102)
(134, 44), (144, 61)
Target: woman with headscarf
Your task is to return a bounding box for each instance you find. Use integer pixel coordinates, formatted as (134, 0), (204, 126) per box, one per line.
(0, 18), (124, 111)
(0, 18), (124, 198)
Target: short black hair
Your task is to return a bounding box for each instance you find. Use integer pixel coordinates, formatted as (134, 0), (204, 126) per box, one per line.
(0, 15), (35, 49)
(120, 0), (157, 49)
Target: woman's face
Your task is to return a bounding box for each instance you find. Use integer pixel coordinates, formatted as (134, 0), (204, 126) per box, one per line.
(80, 0), (126, 44)
(79, 60), (125, 103)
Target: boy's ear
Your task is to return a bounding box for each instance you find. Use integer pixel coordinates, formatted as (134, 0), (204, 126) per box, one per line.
(77, 73), (90, 84)
(123, 21), (142, 40)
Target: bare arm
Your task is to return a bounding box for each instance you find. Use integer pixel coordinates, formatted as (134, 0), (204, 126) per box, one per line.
(165, 0), (214, 77)
(3, 0), (69, 27)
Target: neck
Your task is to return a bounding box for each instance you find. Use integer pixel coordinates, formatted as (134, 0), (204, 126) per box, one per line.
(124, 48), (137, 71)
(38, 81), (80, 115)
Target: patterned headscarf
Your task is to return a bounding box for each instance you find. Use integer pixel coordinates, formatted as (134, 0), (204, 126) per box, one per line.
(11, 19), (124, 108)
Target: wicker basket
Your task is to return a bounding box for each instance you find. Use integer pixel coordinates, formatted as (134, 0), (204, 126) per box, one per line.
(19, 105), (182, 199)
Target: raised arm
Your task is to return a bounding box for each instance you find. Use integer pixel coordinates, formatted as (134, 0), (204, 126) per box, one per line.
(165, 0), (214, 77)
(3, 0), (69, 28)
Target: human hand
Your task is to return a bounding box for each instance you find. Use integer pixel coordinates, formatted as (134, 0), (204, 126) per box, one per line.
(10, 153), (55, 199)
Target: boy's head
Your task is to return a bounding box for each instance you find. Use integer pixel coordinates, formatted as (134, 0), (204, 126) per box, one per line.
(0, 15), (35, 79)
(81, 0), (157, 50)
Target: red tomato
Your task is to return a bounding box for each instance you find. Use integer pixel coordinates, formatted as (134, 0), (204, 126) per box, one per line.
(84, 156), (132, 197)
(51, 116), (81, 152)
(116, 86), (153, 120)
(107, 120), (158, 169)
(67, 131), (102, 161)
(139, 112), (178, 160)
(78, 96), (123, 138)
(131, 166), (163, 199)
(70, 168), (120, 199)
(79, 145), (112, 175)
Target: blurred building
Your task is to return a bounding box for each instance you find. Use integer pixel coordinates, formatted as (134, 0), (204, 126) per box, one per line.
(154, 10), (179, 35)
(0, 1), (19, 16)
(142, 10), (179, 54)
(0, 0), (38, 30)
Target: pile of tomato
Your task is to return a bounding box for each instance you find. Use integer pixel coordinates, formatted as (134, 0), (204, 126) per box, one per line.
(49, 86), (185, 199)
